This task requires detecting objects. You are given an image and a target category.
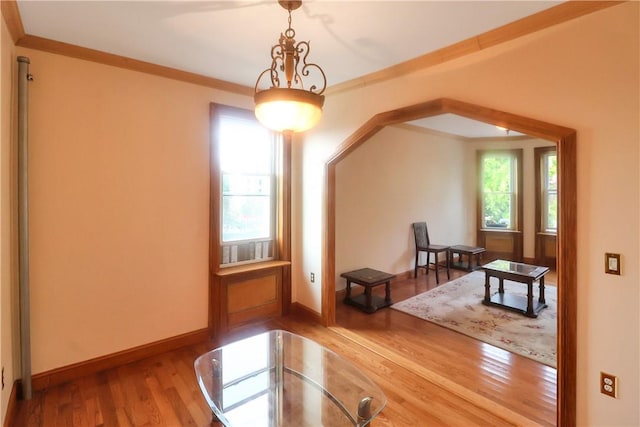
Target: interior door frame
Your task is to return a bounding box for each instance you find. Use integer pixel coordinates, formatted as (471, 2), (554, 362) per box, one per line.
(321, 98), (576, 426)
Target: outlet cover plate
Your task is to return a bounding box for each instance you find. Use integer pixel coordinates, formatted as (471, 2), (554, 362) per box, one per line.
(600, 372), (618, 398)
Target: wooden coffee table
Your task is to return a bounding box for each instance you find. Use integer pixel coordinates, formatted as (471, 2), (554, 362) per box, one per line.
(482, 259), (550, 318)
(341, 268), (396, 313)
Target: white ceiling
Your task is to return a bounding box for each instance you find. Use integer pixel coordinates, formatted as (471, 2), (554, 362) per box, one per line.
(15, 0), (561, 136)
(409, 115), (524, 138)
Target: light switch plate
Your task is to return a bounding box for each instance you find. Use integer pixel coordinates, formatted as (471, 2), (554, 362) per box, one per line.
(605, 253), (621, 275)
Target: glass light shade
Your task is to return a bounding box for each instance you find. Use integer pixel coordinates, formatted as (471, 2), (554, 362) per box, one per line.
(255, 88), (324, 133)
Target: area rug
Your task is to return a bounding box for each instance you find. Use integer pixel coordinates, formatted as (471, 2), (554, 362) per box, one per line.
(391, 271), (556, 368)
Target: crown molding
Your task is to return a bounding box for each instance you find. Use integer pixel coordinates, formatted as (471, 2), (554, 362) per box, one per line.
(2, 0), (253, 95)
(326, 1), (624, 95)
(3, 1), (624, 98)
(1, 0), (25, 43)
(16, 34), (254, 96)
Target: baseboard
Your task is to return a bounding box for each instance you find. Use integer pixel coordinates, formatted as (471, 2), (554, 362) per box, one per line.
(394, 269), (414, 281)
(3, 380), (19, 427)
(289, 302), (321, 324)
(29, 328), (210, 392)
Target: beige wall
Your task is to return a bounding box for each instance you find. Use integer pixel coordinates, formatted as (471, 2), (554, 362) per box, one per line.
(1, 14), (16, 423)
(297, 3), (639, 425)
(334, 126), (555, 286)
(335, 125), (469, 288)
(5, 47), (253, 376)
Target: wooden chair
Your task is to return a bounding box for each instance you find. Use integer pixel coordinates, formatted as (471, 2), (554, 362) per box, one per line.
(412, 222), (450, 284)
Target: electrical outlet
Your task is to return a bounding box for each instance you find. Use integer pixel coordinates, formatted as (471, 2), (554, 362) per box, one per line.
(600, 372), (618, 398)
(310, 272), (315, 283)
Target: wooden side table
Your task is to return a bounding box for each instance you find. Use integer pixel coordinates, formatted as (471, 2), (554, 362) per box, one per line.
(340, 268), (396, 313)
(447, 245), (486, 271)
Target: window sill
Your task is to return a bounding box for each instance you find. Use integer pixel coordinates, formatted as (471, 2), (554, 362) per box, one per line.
(216, 260), (291, 277)
(480, 228), (522, 233)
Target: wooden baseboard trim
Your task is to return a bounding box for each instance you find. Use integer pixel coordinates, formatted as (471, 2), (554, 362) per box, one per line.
(289, 302), (321, 324)
(394, 269), (414, 281)
(3, 380), (20, 427)
(29, 328), (209, 392)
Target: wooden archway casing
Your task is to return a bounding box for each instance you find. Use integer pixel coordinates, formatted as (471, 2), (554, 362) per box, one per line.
(322, 98), (576, 426)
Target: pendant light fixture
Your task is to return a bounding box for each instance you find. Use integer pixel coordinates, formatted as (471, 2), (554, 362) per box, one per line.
(254, 1), (327, 133)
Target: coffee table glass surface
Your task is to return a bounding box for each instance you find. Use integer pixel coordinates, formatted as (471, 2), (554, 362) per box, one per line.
(194, 330), (387, 427)
(484, 259), (548, 278)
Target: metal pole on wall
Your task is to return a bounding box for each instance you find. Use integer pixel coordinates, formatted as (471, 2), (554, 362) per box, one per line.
(17, 56), (33, 400)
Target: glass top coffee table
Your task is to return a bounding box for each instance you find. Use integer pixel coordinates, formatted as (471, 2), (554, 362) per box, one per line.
(194, 330), (387, 426)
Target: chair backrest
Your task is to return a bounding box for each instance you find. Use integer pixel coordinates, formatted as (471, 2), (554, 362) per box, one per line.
(412, 222), (431, 248)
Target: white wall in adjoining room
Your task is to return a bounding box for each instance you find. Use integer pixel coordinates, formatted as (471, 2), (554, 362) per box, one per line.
(335, 125), (469, 290)
(334, 126), (556, 290)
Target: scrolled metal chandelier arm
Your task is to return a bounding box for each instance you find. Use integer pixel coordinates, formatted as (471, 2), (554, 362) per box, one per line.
(253, 0), (326, 133)
(255, 20), (326, 95)
(297, 40), (326, 94)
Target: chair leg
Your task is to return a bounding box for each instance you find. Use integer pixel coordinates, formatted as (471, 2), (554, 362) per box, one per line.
(414, 252), (419, 278)
(434, 252), (440, 284)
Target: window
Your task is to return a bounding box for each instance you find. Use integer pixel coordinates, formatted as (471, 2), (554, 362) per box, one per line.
(479, 150), (521, 230)
(537, 147), (558, 232)
(212, 105), (280, 267)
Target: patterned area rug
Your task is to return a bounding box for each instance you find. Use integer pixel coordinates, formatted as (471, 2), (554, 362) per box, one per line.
(392, 271), (557, 368)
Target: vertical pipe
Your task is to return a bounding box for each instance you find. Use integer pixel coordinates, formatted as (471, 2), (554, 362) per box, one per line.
(17, 56), (32, 400)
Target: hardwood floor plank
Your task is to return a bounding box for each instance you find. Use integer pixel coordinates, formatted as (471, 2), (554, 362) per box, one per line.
(95, 371), (120, 426)
(41, 387), (60, 425)
(145, 353), (202, 426)
(15, 394), (43, 426)
(106, 370), (127, 421)
(76, 376), (102, 427)
(145, 373), (183, 426)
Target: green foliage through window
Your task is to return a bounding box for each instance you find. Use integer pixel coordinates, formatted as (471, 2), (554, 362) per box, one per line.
(481, 153), (516, 229)
(543, 152), (557, 231)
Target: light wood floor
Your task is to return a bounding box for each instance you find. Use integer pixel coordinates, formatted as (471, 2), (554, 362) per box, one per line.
(12, 269), (556, 426)
(335, 267), (557, 427)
